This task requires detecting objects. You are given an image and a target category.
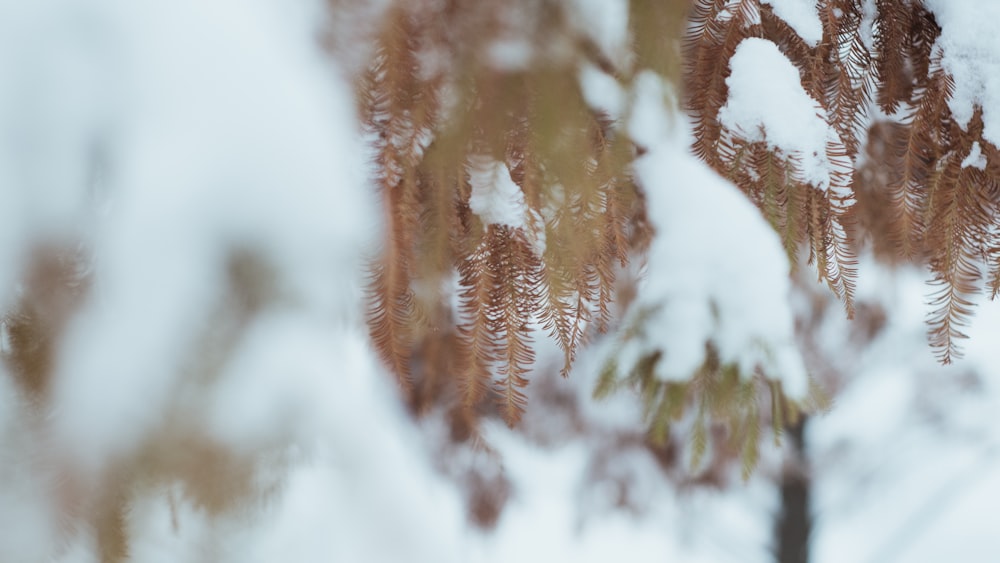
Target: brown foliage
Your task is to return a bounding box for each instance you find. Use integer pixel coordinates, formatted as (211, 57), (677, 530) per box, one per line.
(684, 0), (1000, 363)
(363, 0), (1000, 427)
(684, 0), (862, 316)
(362, 2), (645, 426)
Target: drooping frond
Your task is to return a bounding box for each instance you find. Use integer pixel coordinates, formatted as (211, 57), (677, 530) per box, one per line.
(684, 0), (861, 315)
(361, 2), (644, 425)
(921, 107), (999, 362)
(684, 0), (761, 170)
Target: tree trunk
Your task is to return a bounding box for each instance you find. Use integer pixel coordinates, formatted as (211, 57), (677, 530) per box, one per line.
(775, 417), (811, 563)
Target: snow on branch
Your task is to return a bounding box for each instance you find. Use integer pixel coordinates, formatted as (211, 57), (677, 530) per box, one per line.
(718, 37), (840, 192)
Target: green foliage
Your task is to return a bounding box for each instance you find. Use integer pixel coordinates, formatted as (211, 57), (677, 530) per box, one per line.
(595, 334), (824, 479)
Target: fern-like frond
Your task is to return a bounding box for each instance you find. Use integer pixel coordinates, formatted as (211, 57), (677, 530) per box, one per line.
(492, 227), (543, 425)
(456, 237), (501, 411)
(924, 152), (984, 363)
(874, 0), (910, 112)
(685, 0), (759, 169)
(366, 261), (418, 386)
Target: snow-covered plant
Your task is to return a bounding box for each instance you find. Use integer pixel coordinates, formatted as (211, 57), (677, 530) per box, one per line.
(365, 0), (1000, 469)
(686, 0), (1000, 365)
(361, 2), (812, 450)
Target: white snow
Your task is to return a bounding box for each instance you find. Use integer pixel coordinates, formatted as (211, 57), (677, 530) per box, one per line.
(628, 70), (676, 150)
(567, 0), (631, 68)
(473, 421), (778, 563)
(579, 63), (626, 120)
(924, 0), (1000, 147)
(961, 141), (987, 170)
(805, 264), (1000, 563)
(625, 75), (809, 398)
(719, 38), (841, 192)
(468, 156), (530, 229)
(487, 37), (534, 70)
(47, 0), (375, 474)
(0, 374), (61, 562)
(0, 0), (460, 560)
(630, 146), (809, 397)
(761, 0), (824, 47)
(466, 155), (546, 255)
